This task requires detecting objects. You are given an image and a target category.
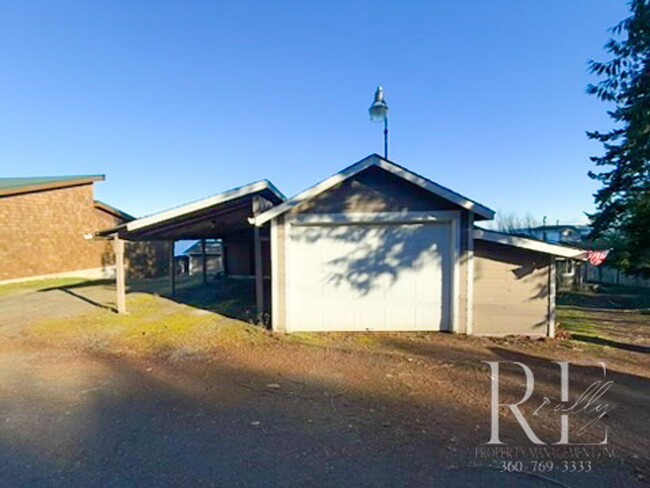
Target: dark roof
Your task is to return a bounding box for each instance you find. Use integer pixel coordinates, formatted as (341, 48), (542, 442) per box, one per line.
(0, 175), (105, 197)
(94, 200), (135, 222)
(184, 240), (222, 255)
(520, 224), (590, 232)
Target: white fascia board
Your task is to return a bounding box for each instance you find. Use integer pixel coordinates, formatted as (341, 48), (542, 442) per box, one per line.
(288, 210), (460, 226)
(252, 156), (376, 226)
(252, 155), (494, 226)
(126, 180), (285, 233)
(373, 159), (495, 219)
(474, 228), (588, 260)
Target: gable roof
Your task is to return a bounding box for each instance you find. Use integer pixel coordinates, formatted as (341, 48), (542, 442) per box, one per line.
(251, 154), (495, 225)
(183, 240), (222, 256)
(94, 200), (135, 222)
(0, 175), (105, 197)
(474, 228), (587, 259)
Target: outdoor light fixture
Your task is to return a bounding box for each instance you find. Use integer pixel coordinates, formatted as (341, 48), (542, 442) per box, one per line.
(368, 86), (389, 159)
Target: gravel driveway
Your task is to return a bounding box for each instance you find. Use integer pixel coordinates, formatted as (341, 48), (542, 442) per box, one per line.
(0, 282), (647, 487)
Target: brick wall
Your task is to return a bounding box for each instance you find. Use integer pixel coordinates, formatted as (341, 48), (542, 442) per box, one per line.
(0, 183), (167, 281)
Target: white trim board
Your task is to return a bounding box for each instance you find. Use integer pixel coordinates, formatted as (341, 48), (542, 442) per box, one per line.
(450, 215), (460, 333)
(466, 213), (474, 335)
(289, 210), (461, 226)
(252, 154), (495, 226)
(126, 180), (286, 233)
(270, 218), (280, 332)
(548, 257), (557, 338)
(473, 228), (587, 259)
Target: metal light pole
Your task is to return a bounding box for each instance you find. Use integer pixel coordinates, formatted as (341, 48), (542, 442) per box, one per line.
(369, 86), (389, 159)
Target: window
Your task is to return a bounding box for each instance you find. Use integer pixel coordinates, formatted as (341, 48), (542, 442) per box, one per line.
(559, 259), (575, 277)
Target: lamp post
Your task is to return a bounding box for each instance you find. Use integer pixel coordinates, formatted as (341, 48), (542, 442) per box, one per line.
(369, 86), (389, 159)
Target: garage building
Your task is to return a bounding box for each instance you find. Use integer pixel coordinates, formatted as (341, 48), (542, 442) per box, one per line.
(96, 154), (585, 337)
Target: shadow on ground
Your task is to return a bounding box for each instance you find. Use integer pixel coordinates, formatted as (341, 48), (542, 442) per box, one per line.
(0, 343), (646, 488)
(570, 334), (650, 354)
(38, 277), (258, 323)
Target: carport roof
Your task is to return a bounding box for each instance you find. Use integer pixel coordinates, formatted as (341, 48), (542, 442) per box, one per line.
(92, 180), (285, 241)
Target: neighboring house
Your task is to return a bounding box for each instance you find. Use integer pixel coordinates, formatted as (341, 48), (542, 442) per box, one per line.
(95, 154), (586, 337)
(511, 223), (650, 288)
(0, 175), (167, 284)
(510, 224), (591, 286)
(183, 240), (223, 277)
(512, 224), (591, 246)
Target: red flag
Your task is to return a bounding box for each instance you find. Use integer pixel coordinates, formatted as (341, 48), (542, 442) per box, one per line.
(587, 250), (610, 266)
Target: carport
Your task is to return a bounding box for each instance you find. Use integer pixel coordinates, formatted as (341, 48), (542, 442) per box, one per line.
(92, 180), (285, 317)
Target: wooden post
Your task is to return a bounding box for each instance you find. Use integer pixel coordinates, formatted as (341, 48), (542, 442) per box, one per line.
(113, 235), (127, 314)
(254, 226), (264, 322)
(201, 238), (208, 284)
(221, 242), (228, 276)
(169, 240), (176, 296)
(548, 257), (556, 338)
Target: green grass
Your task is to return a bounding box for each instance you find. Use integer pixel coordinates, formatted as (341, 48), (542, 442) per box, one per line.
(556, 307), (601, 337)
(0, 277), (93, 298)
(131, 276), (258, 322)
(558, 283), (650, 310)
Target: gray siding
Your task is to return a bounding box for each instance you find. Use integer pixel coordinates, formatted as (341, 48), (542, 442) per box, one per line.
(473, 240), (550, 336)
(288, 166), (461, 215)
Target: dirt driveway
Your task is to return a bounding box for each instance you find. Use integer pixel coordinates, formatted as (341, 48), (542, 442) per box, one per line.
(0, 280), (648, 487)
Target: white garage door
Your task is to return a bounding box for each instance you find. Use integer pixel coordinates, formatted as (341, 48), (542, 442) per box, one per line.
(286, 220), (452, 332)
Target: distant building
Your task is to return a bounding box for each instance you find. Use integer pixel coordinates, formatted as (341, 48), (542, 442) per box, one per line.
(512, 224), (591, 246)
(183, 240), (223, 278)
(511, 223), (650, 288)
(0, 175), (168, 284)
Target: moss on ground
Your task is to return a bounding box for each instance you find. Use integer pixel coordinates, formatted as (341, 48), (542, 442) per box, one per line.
(26, 293), (270, 358)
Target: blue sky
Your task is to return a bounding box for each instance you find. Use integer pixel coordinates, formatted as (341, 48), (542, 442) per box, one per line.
(0, 1), (628, 224)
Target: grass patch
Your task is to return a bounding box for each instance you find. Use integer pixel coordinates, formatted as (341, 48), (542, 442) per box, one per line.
(558, 283), (650, 309)
(284, 333), (332, 348)
(0, 277), (94, 298)
(557, 306), (601, 337)
(131, 277), (257, 322)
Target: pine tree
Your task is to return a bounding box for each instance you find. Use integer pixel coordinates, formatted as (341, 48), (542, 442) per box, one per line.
(588, 0), (650, 276)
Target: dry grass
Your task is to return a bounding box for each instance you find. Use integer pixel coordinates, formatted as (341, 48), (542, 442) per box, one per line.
(23, 293), (271, 358)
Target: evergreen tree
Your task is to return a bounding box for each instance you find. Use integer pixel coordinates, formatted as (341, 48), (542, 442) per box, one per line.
(588, 0), (650, 275)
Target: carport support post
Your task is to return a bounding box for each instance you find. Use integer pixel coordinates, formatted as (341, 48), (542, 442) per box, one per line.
(113, 235), (127, 314)
(254, 226), (264, 323)
(169, 240), (176, 296)
(548, 257), (556, 338)
(201, 238), (207, 284)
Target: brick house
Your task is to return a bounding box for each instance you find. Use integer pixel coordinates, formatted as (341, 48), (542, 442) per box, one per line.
(0, 175), (167, 284)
